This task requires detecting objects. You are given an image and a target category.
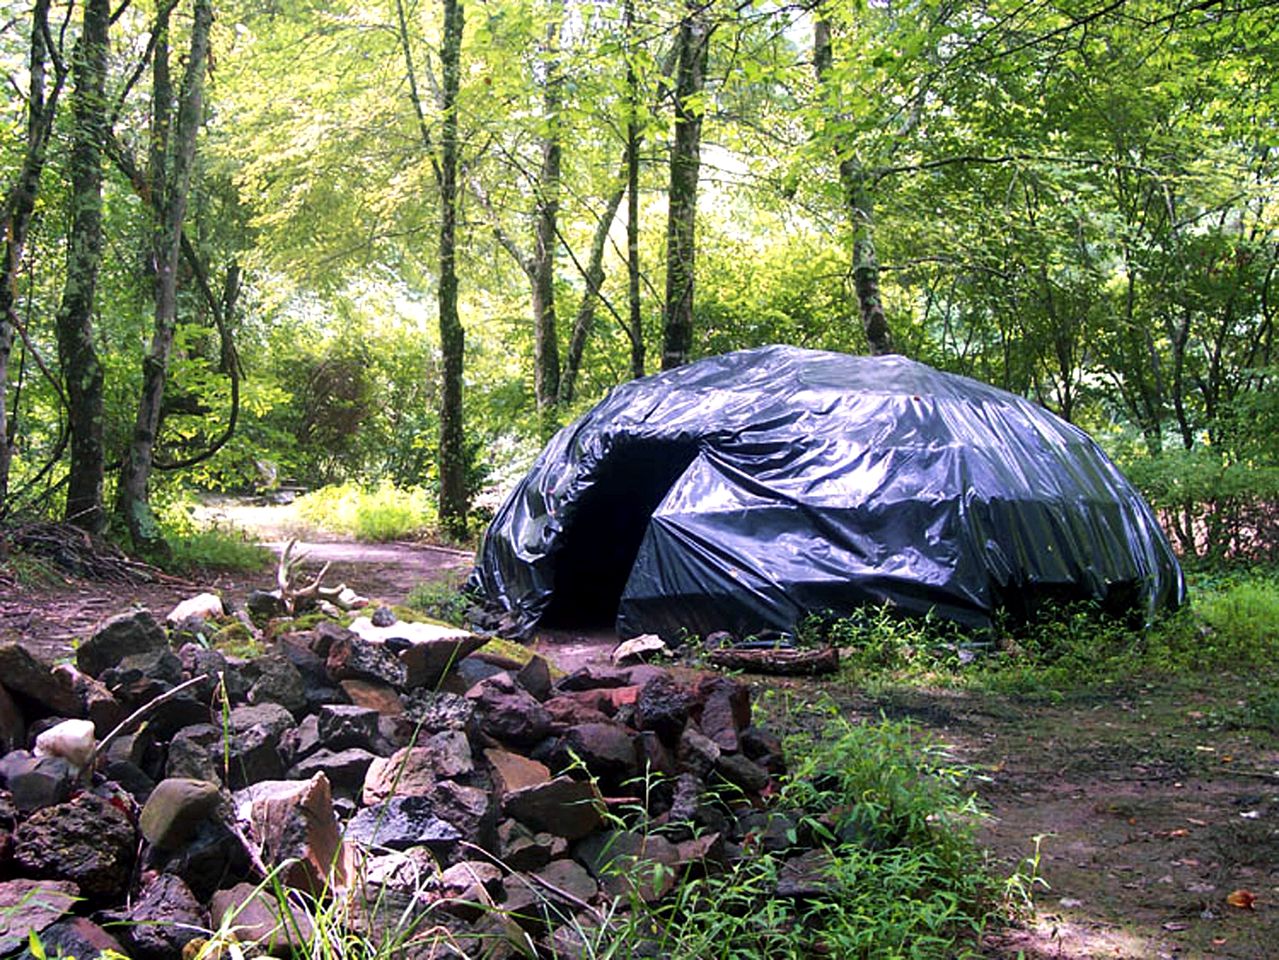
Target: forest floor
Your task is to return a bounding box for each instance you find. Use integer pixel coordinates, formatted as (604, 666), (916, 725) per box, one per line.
(2, 511), (1275, 959)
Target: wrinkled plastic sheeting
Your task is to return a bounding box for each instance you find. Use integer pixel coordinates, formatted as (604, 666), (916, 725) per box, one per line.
(470, 346), (1185, 638)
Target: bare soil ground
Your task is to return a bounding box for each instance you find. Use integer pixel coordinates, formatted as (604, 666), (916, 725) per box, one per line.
(0, 537), (471, 661)
(3, 513), (1275, 958)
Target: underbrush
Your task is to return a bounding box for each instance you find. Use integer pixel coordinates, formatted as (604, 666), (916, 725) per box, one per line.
(153, 498), (273, 574)
(294, 481), (436, 542)
(807, 569), (1279, 697)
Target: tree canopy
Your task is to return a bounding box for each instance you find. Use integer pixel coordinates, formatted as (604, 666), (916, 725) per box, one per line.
(0, 0), (1274, 559)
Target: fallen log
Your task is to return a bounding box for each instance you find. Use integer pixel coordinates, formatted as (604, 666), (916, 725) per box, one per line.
(707, 644), (839, 676)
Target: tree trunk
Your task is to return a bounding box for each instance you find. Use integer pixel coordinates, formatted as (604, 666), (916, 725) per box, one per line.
(437, 0), (468, 538)
(625, 0), (644, 381)
(558, 181), (626, 405)
(1, 0), (62, 507)
(814, 18), (894, 357)
(55, 0), (110, 533)
(532, 5), (563, 413)
(660, 4), (710, 371)
(117, 0), (212, 554)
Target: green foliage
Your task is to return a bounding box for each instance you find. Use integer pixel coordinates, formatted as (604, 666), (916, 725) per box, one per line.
(589, 709), (990, 959)
(404, 577), (470, 626)
(802, 571), (1279, 697)
(293, 481), (435, 542)
(152, 496), (272, 574)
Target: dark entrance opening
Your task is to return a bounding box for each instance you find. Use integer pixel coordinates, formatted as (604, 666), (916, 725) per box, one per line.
(540, 439), (701, 628)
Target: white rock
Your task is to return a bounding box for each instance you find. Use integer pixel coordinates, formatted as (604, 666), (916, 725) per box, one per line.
(347, 617), (473, 645)
(33, 718), (97, 771)
(611, 634), (669, 665)
(167, 592), (225, 624)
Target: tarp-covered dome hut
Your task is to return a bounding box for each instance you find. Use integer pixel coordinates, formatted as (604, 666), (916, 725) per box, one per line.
(471, 346), (1184, 639)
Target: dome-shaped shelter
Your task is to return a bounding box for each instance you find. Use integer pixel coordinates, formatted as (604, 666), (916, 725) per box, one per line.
(472, 346), (1184, 639)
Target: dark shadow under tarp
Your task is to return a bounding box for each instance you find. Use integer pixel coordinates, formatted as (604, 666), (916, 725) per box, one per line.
(471, 346), (1185, 639)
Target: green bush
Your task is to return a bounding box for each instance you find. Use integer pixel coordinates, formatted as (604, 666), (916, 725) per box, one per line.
(294, 481), (435, 541)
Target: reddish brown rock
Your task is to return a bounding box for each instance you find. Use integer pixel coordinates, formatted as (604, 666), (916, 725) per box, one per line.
(504, 775), (603, 840)
(485, 748), (551, 795)
(466, 673), (552, 746)
(340, 678), (404, 715)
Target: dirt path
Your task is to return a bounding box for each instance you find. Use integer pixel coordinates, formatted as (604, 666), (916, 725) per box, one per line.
(1, 534), (471, 661)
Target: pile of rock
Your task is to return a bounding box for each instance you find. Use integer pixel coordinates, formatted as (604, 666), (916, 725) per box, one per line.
(0, 603), (794, 958)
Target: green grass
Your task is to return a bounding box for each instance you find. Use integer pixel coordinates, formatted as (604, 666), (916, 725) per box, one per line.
(294, 481), (435, 542)
(404, 577), (471, 626)
(163, 524), (273, 575)
(797, 568), (1279, 698)
(580, 706), (991, 959)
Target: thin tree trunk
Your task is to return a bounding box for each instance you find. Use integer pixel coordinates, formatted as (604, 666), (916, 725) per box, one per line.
(117, 0), (213, 553)
(660, 3), (710, 371)
(437, 0), (467, 537)
(532, 4), (563, 413)
(558, 181), (626, 405)
(814, 17), (893, 356)
(55, 0), (110, 533)
(625, 0), (644, 380)
(1, 0), (63, 506)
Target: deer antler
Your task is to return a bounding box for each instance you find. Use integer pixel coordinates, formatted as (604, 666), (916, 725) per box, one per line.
(276, 538), (331, 614)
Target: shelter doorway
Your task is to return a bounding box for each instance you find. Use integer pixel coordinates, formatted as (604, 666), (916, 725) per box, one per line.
(540, 439), (700, 628)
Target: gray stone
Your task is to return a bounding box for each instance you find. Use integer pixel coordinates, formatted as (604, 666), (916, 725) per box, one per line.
(316, 703), (379, 750)
(247, 654), (307, 714)
(362, 731), (474, 805)
(0, 644), (82, 716)
(635, 674), (693, 745)
(289, 747), (376, 790)
(345, 796), (463, 856)
(504, 776), (603, 840)
(139, 777), (222, 850)
(156, 817), (249, 901)
(503, 858), (598, 928)
(0, 752), (74, 812)
(558, 722), (637, 786)
(516, 655), (553, 701)
(246, 589), (285, 621)
(0, 683), (23, 753)
(14, 793), (137, 899)
(0, 878), (79, 955)
(229, 701), (296, 738)
(398, 633), (489, 688)
(716, 752), (770, 793)
(466, 673), (552, 747)
(556, 666), (631, 691)
(105, 873), (207, 959)
(77, 609), (168, 679)
(227, 723), (285, 789)
(431, 778), (496, 851)
(14, 917), (126, 960)
(573, 829), (679, 901)
(326, 634), (408, 688)
(678, 726), (721, 779)
(166, 723), (224, 783)
(695, 674), (751, 753)
(102, 646), (185, 690)
(399, 689), (475, 733)
(210, 881), (315, 954)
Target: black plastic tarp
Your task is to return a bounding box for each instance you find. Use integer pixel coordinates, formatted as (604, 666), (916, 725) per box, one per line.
(471, 346), (1185, 639)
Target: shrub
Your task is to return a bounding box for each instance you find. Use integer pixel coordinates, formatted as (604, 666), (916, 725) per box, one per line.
(294, 481), (435, 542)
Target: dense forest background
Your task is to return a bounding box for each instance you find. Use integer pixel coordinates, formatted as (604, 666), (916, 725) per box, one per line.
(1, 0), (1275, 560)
